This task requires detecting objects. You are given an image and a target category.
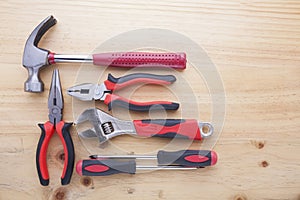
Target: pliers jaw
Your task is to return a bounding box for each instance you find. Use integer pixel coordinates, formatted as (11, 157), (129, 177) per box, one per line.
(67, 83), (108, 101)
(48, 69), (63, 125)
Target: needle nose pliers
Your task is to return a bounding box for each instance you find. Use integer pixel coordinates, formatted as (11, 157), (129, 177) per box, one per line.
(67, 73), (180, 112)
(36, 69), (75, 186)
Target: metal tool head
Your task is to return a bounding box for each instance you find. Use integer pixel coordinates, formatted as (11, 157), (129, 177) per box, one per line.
(23, 15), (57, 93)
(67, 83), (108, 101)
(198, 122), (214, 138)
(75, 108), (135, 144)
(48, 69), (63, 125)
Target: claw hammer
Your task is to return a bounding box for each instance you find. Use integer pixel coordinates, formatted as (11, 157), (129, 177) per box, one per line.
(22, 16), (187, 93)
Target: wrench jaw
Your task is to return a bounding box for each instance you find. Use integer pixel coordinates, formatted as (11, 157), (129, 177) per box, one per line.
(76, 108), (136, 144)
(75, 108), (108, 143)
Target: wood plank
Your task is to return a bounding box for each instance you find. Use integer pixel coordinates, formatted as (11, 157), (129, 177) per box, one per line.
(0, 0), (299, 199)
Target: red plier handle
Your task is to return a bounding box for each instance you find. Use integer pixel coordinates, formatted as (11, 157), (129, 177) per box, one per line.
(36, 121), (74, 186)
(103, 73), (179, 111)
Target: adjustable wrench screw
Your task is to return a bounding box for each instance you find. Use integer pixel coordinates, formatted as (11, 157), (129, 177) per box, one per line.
(101, 122), (114, 135)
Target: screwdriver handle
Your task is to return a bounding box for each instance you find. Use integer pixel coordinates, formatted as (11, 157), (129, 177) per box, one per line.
(76, 159), (136, 176)
(36, 122), (55, 186)
(93, 52), (186, 69)
(104, 73), (176, 91)
(104, 94), (179, 111)
(133, 119), (203, 140)
(55, 121), (75, 185)
(157, 150), (218, 167)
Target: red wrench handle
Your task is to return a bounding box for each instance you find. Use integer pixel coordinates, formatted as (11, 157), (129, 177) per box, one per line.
(93, 52), (186, 69)
(133, 119), (201, 140)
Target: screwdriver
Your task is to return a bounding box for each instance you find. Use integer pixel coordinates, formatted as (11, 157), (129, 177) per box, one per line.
(77, 150), (217, 176)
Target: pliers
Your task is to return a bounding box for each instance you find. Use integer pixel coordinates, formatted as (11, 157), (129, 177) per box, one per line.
(36, 69), (75, 186)
(67, 73), (179, 112)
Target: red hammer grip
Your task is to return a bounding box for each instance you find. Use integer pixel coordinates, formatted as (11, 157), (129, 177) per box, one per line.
(93, 52), (186, 69)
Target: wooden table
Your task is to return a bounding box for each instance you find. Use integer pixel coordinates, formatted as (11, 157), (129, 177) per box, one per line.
(0, 0), (299, 199)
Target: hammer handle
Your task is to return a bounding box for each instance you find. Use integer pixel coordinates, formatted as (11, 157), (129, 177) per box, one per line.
(92, 52), (186, 69)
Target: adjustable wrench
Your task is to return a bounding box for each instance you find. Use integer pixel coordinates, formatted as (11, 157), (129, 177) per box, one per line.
(75, 108), (213, 144)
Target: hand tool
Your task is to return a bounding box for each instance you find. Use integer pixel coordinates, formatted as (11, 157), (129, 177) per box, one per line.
(76, 150), (217, 176)
(75, 108), (213, 144)
(77, 160), (196, 177)
(36, 69), (75, 186)
(67, 73), (179, 111)
(90, 150), (218, 167)
(23, 15), (187, 93)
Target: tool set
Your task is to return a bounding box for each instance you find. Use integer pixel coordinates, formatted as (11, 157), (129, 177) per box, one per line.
(22, 16), (217, 186)
(67, 73), (179, 111)
(76, 108), (213, 144)
(77, 150), (217, 176)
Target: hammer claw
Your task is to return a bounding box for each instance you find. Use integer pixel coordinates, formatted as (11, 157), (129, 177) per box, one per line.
(23, 15), (57, 92)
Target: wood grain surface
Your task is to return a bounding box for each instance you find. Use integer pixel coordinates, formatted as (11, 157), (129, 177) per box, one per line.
(0, 0), (299, 199)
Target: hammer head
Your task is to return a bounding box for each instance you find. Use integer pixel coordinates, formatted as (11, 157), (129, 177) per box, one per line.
(23, 16), (57, 92)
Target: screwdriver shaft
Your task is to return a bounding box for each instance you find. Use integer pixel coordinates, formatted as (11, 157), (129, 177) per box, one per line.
(136, 165), (198, 170)
(90, 155), (156, 159)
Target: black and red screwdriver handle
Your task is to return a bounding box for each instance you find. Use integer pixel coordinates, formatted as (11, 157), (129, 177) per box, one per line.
(36, 121), (75, 186)
(133, 119), (204, 140)
(103, 73), (179, 111)
(76, 150), (217, 176)
(157, 150), (218, 167)
(76, 159), (136, 176)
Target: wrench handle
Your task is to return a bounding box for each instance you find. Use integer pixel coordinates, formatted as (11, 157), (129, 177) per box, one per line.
(93, 52), (186, 69)
(133, 119), (202, 140)
(76, 159), (136, 176)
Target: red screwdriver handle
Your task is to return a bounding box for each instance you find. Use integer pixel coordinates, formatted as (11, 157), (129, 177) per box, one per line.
(104, 94), (179, 111)
(55, 121), (75, 185)
(76, 159), (136, 176)
(36, 121), (55, 186)
(133, 119), (201, 140)
(104, 73), (176, 91)
(93, 52), (186, 69)
(157, 150), (218, 167)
